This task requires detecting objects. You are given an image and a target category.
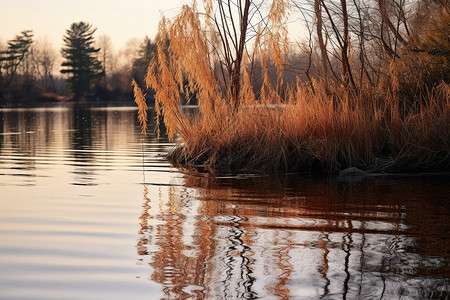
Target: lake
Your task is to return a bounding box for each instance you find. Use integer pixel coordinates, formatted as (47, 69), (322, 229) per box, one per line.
(0, 105), (449, 299)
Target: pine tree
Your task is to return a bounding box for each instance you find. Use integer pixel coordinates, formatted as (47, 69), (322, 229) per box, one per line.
(0, 30), (34, 88)
(61, 22), (103, 99)
(132, 36), (156, 85)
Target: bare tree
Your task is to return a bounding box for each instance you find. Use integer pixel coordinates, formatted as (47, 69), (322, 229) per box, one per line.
(314, 0), (329, 75)
(0, 39), (5, 85)
(97, 35), (114, 88)
(204, 0), (281, 109)
(109, 38), (140, 94)
(30, 38), (58, 92)
(145, 0), (289, 113)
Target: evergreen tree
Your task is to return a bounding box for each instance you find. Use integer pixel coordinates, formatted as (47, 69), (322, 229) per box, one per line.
(0, 30), (34, 88)
(60, 22), (102, 99)
(132, 36), (156, 84)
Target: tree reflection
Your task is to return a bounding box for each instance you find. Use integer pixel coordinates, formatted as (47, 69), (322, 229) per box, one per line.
(318, 233), (330, 298)
(69, 105), (96, 186)
(0, 111), (3, 151)
(0, 107), (71, 185)
(342, 226), (352, 300)
(220, 215), (257, 300)
(137, 174), (450, 299)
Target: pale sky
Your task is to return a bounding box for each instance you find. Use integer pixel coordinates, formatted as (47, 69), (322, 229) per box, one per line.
(0, 0), (306, 57)
(0, 0), (192, 50)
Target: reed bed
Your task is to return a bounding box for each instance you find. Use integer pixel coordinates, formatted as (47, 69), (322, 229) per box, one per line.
(163, 82), (450, 174)
(134, 2), (450, 174)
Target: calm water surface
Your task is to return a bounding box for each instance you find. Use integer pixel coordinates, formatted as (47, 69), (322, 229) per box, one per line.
(0, 105), (449, 299)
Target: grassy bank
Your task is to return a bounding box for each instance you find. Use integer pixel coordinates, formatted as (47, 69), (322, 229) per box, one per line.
(163, 82), (449, 174)
(134, 1), (450, 175)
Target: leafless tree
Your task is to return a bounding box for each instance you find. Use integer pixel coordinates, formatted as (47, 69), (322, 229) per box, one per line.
(30, 38), (58, 92)
(97, 35), (115, 88)
(205, 0), (288, 109)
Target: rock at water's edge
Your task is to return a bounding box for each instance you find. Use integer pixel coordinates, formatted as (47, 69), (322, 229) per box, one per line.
(338, 167), (367, 179)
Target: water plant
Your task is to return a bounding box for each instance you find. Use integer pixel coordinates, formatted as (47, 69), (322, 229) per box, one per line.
(134, 0), (450, 174)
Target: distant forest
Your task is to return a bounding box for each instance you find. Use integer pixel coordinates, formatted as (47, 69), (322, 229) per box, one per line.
(0, 22), (157, 105)
(1, 0), (448, 107)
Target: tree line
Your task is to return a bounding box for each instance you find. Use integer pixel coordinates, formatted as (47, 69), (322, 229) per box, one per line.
(291, 0), (449, 100)
(2, 0), (448, 106)
(0, 21), (157, 104)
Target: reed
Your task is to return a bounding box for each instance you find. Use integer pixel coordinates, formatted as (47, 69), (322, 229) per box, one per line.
(165, 81), (450, 174)
(134, 1), (450, 174)
(132, 79), (148, 135)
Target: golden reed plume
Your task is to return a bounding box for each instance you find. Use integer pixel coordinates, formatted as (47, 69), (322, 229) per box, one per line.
(134, 1), (450, 174)
(132, 79), (148, 135)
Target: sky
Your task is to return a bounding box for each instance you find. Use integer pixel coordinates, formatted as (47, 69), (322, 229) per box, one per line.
(0, 0), (192, 50)
(0, 0), (306, 59)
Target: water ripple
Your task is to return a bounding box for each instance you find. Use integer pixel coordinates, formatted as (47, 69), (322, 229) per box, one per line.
(1, 106), (449, 299)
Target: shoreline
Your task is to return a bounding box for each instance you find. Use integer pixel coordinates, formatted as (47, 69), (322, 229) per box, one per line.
(167, 143), (450, 177)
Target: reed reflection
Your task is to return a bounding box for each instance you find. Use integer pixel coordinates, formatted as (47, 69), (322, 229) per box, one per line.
(138, 183), (216, 299)
(138, 174), (450, 299)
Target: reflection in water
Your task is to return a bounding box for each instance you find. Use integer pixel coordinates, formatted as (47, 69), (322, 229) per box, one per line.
(139, 175), (450, 299)
(0, 105), (174, 299)
(70, 106), (96, 186)
(0, 105), (161, 187)
(0, 106), (449, 299)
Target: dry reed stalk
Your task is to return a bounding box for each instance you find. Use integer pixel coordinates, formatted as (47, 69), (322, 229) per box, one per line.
(137, 1), (450, 174)
(170, 81), (449, 173)
(132, 79), (148, 135)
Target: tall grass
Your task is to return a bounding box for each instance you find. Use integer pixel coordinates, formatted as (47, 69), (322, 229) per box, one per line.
(164, 81), (449, 173)
(134, 2), (450, 174)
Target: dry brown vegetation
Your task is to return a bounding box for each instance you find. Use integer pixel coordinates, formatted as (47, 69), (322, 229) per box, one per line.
(134, 0), (450, 174)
